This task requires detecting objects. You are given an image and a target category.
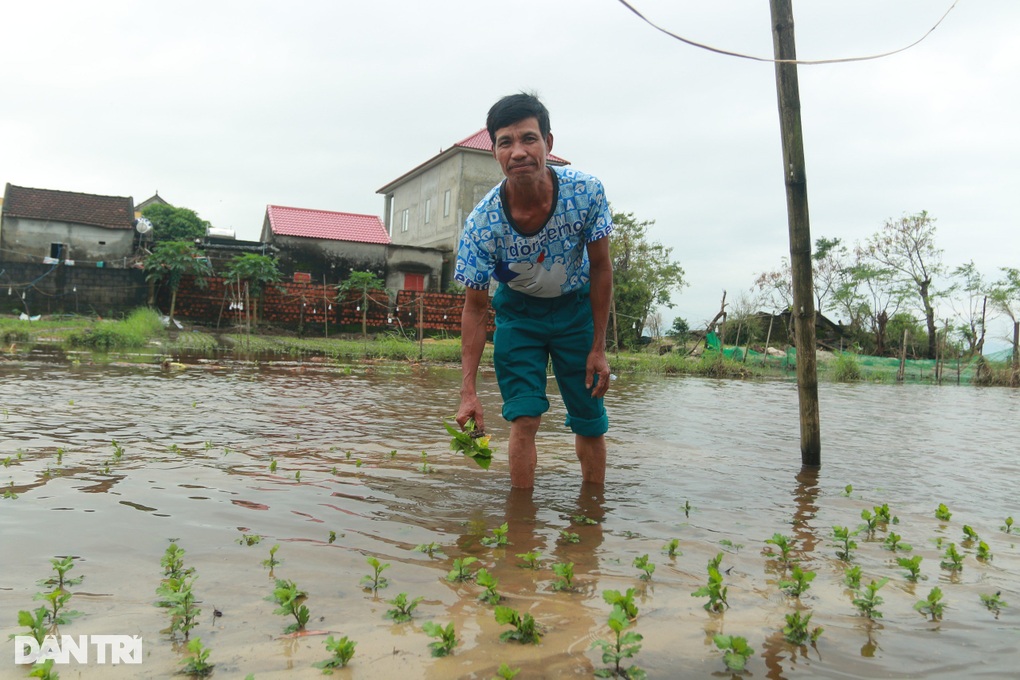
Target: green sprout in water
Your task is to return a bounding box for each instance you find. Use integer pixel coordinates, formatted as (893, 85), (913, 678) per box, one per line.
(713, 634), (753, 673)
(842, 484), (853, 497)
(852, 578), (889, 619)
(976, 541), (993, 561)
(446, 556), (478, 582)
(158, 575), (200, 639)
(261, 544), (282, 570)
(914, 586), (946, 621)
(179, 637), (214, 677)
(422, 621), (457, 657)
(480, 522), (510, 548)
(41, 556), (84, 589)
(633, 554), (655, 581)
(558, 530), (581, 544)
(783, 610), (823, 646)
(516, 550), (541, 570)
(592, 604), (645, 679)
(831, 526), (858, 561)
(764, 533), (795, 564)
(360, 556), (390, 591)
(692, 553), (728, 612)
(475, 568), (501, 604)
(551, 561), (576, 592)
(328, 531), (337, 544)
(414, 542), (444, 558)
(314, 635), (356, 672)
(940, 543), (965, 572)
(662, 538), (681, 558)
(962, 525), (980, 543)
(778, 565), (816, 597)
(237, 533), (262, 547)
(1002, 516), (1015, 534)
(603, 588), (639, 620)
(494, 606), (542, 644)
(572, 514), (599, 525)
(844, 564), (863, 590)
(935, 503), (953, 522)
(681, 499), (693, 517)
(883, 532), (912, 552)
(269, 459), (278, 473)
(980, 591), (1006, 617)
(898, 555), (925, 582)
(495, 663), (521, 679)
(268, 578), (310, 634)
(384, 593), (423, 623)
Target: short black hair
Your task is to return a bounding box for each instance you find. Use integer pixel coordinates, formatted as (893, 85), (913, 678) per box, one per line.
(486, 93), (551, 144)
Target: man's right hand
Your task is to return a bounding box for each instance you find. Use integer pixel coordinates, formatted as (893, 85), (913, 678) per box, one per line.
(456, 393), (485, 433)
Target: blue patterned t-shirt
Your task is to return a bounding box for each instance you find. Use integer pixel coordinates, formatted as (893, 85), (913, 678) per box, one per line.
(454, 166), (613, 298)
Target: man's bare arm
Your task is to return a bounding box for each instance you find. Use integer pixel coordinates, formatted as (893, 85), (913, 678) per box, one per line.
(457, 286), (490, 431)
(586, 236), (613, 398)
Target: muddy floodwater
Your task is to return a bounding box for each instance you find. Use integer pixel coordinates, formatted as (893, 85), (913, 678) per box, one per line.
(2, 353), (1019, 679)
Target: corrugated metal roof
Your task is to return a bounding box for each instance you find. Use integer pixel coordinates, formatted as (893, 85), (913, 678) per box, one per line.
(266, 205), (389, 244)
(3, 183), (134, 229)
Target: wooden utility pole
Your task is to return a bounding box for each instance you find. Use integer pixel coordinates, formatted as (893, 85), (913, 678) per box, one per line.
(770, 0), (820, 466)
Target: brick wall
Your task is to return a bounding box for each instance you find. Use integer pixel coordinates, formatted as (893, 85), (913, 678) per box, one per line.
(0, 260), (148, 317)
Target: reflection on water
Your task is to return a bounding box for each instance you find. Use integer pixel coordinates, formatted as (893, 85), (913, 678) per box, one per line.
(1, 356), (1018, 678)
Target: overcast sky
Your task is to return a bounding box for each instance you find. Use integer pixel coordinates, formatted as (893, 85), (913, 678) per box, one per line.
(2, 1), (1017, 346)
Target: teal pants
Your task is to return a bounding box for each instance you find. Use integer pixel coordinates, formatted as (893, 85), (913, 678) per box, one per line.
(491, 284), (609, 437)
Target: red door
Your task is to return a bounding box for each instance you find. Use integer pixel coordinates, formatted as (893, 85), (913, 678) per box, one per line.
(404, 273), (425, 291)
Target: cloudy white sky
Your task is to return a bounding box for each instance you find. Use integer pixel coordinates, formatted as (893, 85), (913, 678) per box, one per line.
(2, 1), (1017, 346)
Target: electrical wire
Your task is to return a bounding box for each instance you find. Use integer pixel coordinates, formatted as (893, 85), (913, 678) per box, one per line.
(615, 0), (961, 65)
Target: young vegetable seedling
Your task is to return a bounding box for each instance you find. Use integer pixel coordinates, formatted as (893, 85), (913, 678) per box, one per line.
(480, 522), (510, 548)
(692, 553), (728, 612)
(898, 555), (925, 582)
(883, 532), (912, 552)
(783, 611), (823, 645)
(853, 578), (889, 619)
(314, 635), (356, 671)
(516, 551), (541, 570)
(422, 621), (457, 657)
(361, 556), (390, 591)
(779, 565), (816, 597)
(1002, 516), (1015, 534)
(592, 604), (645, 680)
(935, 503), (953, 522)
(269, 578), (310, 633)
(914, 586), (946, 621)
(633, 555), (655, 581)
(764, 533), (795, 564)
(551, 562), (576, 592)
(446, 557), (478, 582)
(844, 565), (863, 590)
(495, 664), (521, 679)
(262, 544), (282, 570)
(179, 637), (214, 676)
(832, 526), (858, 561)
(384, 593), (423, 623)
(603, 588), (639, 620)
(713, 634), (754, 673)
(415, 542), (444, 558)
(662, 539), (681, 558)
(558, 530), (581, 544)
(980, 591), (1006, 617)
(976, 541), (993, 561)
(494, 606), (542, 644)
(940, 543), (965, 572)
(475, 568), (501, 604)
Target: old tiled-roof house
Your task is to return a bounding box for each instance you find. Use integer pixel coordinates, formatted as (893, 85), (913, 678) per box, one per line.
(376, 129), (568, 288)
(1, 183), (137, 267)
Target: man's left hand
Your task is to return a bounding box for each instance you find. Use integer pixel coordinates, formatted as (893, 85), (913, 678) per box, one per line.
(585, 350), (610, 398)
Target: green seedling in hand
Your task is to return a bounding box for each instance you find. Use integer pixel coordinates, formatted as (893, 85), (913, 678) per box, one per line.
(898, 555), (925, 582)
(935, 503), (952, 521)
(558, 530), (580, 544)
(852, 578), (889, 619)
(633, 554), (655, 581)
(883, 532), (912, 552)
(832, 526), (858, 561)
(778, 565), (816, 597)
(962, 525), (979, 543)
(713, 634), (753, 673)
(361, 556), (390, 591)
(446, 556), (478, 582)
(551, 562), (575, 591)
(384, 593), (423, 623)
(940, 543), (964, 572)
(976, 541), (993, 561)
(179, 637), (214, 676)
(914, 586), (946, 621)
(494, 606), (542, 644)
(516, 551), (541, 570)
(422, 621), (457, 657)
(1002, 516), (1015, 534)
(662, 539), (681, 558)
(980, 591), (1006, 616)
(269, 578), (309, 634)
(603, 588), (639, 620)
(314, 635), (356, 671)
(444, 418), (493, 469)
(475, 568), (501, 604)
(262, 544), (282, 570)
(592, 604), (645, 679)
(764, 533), (795, 563)
(415, 542), (444, 558)
(692, 553), (728, 612)
(480, 522), (510, 548)
(783, 610), (823, 645)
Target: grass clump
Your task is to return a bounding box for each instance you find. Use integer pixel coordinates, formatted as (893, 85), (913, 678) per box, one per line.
(66, 308), (164, 350)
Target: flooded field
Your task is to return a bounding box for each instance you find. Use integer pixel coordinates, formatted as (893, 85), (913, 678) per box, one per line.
(1, 351), (1018, 679)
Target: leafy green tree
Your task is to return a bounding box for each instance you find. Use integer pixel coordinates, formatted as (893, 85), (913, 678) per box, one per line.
(950, 261), (989, 357)
(337, 271), (387, 337)
(862, 212), (947, 359)
(667, 317), (690, 343)
(610, 211), (686, 349)
(224, 253), (282, 322)
(143, 204), (211, 243)
(989, 267), (1020, 376)
(144, 241), (212, 323)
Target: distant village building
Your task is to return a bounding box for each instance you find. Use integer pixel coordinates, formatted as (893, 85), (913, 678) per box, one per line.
(0, 183), (138, 267)
(376, 129), (568, 287)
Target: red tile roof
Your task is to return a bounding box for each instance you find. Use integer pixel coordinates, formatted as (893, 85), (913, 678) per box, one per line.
(453, 128), (569, 165)
(266, 205), (389, 245)
(3, 183), (134, 229)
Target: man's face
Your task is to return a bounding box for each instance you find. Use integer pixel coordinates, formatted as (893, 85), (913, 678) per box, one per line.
(492, 117), (553, 183)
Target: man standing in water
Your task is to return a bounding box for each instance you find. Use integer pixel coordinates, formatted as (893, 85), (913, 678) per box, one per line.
(454, 93), (613, 489)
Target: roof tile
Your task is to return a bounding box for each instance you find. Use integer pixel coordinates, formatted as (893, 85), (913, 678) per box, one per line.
(266, 205), (389, 245)
(3, 184), (134, 229)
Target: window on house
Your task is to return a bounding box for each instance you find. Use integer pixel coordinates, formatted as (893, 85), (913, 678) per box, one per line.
(425, 198), (431, 224)
(401, 209), (409, 232)
(49, 243), (65, 259)
(444, 189), (451, 217)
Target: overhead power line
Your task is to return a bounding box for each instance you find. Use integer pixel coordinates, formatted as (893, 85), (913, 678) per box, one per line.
(615, 0), (961, 65)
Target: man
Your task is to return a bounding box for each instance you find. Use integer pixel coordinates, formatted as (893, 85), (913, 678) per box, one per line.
(454, 93), (613, 489)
